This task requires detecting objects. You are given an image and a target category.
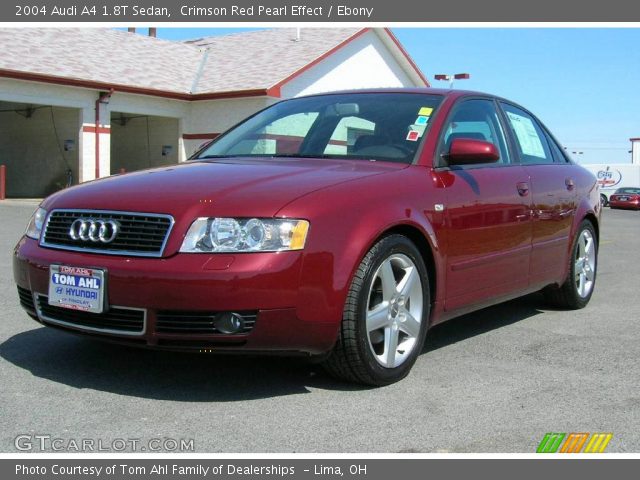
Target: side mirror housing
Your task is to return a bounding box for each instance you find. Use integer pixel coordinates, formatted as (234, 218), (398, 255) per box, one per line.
(447, 138), (500, 165)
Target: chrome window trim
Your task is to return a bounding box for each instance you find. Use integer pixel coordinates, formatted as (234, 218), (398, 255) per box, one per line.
(34, 293), (147, 337)
(39, 209), (175, 258)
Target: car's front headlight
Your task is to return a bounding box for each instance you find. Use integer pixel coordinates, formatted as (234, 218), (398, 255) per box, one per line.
(180, 217), (310, 253)
(25, 207), (47, 240)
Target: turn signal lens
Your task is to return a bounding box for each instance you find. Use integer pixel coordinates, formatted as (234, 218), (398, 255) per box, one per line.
(289, 220), (310, 250)
(25, 207), (47, 240)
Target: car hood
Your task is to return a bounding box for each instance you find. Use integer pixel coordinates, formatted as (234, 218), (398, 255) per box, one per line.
(42, 158), (405, 218)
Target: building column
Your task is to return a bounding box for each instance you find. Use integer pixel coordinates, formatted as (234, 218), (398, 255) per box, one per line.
(78, 99), (111, 183)
(631, 138), (640, 165)
(177, 117), (187, 163)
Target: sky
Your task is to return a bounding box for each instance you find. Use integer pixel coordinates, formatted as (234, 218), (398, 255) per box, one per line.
(124, 27), (640, 164)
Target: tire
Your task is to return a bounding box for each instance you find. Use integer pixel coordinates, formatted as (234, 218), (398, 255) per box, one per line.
(321, 234), (430, 386)
(543, 220), (598, 309)
(600, 194), (608, 207)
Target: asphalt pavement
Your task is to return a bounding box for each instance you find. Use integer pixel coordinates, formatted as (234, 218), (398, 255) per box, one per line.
(1, 200), (638, 452)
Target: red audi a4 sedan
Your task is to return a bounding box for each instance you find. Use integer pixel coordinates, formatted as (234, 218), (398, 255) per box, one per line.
(14, 89), (601, 385)
(609, 187), (640, 210)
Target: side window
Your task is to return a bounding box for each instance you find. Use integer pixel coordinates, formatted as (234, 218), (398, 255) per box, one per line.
(500, 103), (554, 165)
(440, 99), (511, 165)
(545, 132), (570, 163)
(324, 116), (376, 155)
(226, 112), (318, 155)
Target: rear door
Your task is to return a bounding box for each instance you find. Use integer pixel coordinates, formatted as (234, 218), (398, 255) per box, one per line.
(433, 98), (533, 312)
(499, 102), (577, 287)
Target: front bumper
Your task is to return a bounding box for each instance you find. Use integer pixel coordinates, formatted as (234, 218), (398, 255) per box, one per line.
(13, 237), (338, 355)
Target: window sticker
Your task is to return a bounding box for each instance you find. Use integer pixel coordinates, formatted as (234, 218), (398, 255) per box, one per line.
(418, 107), (433, 116)
(414, 116), (429, 126)
(406, 124), (426, 142)
(506, 111), (545, 158)
(411, 124), (426, 136)
(406, 130), (420, 142)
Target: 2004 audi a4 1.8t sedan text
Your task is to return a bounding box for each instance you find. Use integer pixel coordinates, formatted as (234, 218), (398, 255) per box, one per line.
(13, 89), (601, 385)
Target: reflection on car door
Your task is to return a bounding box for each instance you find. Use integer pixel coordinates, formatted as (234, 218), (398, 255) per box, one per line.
(500, 103), (577, 287)
(433, 99), (533, 312)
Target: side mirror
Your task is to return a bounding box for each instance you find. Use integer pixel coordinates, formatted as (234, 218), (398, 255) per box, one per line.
(447, 138), (500, 165)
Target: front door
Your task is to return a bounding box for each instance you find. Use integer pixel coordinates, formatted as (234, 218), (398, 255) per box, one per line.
(433, 98), (533, 312)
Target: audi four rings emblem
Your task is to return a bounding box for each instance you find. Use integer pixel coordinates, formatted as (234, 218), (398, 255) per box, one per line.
(69, 219), (120, 243)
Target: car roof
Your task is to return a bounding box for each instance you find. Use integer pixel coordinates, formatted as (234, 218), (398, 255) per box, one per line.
(293, 88), (536, 120)
(298, 87), (495, 100)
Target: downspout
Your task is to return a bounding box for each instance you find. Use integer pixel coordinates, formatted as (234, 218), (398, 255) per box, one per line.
(95, 89), (114, 179)
(190, 48), (209, 94)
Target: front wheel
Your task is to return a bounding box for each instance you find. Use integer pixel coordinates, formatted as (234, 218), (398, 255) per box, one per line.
(544, 220), (598, 309)
(321, 235), (430, 386)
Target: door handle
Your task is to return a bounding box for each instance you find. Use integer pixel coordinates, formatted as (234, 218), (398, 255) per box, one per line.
(516, 182), (530, 197)
(565, 178), (575, 190)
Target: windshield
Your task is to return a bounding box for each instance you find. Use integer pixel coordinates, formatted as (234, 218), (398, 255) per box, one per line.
(194, 93), (443, 164)
(616, 187), (640, 194)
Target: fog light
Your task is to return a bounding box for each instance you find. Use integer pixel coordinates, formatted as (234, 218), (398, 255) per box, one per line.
(214, 312), (245, 334)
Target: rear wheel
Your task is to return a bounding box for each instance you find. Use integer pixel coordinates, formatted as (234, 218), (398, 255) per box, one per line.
(544, 220), (598, 309)
(321, 235), (430, 386)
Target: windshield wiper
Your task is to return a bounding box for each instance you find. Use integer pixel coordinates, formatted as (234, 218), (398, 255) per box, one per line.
(266, 154), (377, 160)
(195, 153), (383, 162)
(195, 154), (246, 159)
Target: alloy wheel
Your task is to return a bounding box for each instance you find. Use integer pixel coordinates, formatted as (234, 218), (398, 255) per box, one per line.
(365, 253), (424, 368)
(575, 229), (596, 298)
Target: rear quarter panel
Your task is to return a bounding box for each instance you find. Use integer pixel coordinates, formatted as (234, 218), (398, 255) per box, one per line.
(564, 164), (601, 280)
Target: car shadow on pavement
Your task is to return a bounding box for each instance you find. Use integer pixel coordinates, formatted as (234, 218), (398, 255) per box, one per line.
(0, 293), (547, 400)
(423, 292), (546, 353)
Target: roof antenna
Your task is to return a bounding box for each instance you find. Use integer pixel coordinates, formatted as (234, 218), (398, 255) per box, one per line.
(295, 28), (301, 42)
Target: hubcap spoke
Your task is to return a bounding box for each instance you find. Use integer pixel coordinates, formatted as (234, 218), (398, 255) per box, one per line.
(399, 311), (421, 338)
(584, 237), (594, 255)
(379, 260), (397, 302)
(578, 272), (586, 296)
(584, 264), (595, 281)
(367, 303), (390, 332)
(397, 266), (418, 297)
(579, 234), (587, 257)
(383, 327), (399, 368)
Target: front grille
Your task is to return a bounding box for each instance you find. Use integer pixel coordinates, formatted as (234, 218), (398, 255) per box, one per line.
(17, 286), (36, 312)
(41, 210), (173, 257)
(156, 311), (257, 335)
(36, 295), (145, 335)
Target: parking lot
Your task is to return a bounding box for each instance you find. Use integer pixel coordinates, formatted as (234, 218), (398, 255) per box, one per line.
(0, 200), (638, 453)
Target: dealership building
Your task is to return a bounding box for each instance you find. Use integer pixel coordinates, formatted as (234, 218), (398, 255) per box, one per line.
(0, 27), (428, 197)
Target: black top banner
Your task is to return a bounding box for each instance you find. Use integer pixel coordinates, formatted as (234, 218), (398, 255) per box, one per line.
(2, 0), (640, 22)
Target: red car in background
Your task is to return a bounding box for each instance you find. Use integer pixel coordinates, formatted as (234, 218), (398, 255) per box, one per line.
(13, 89), (601, 385)
(609, 187), (640, 210)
